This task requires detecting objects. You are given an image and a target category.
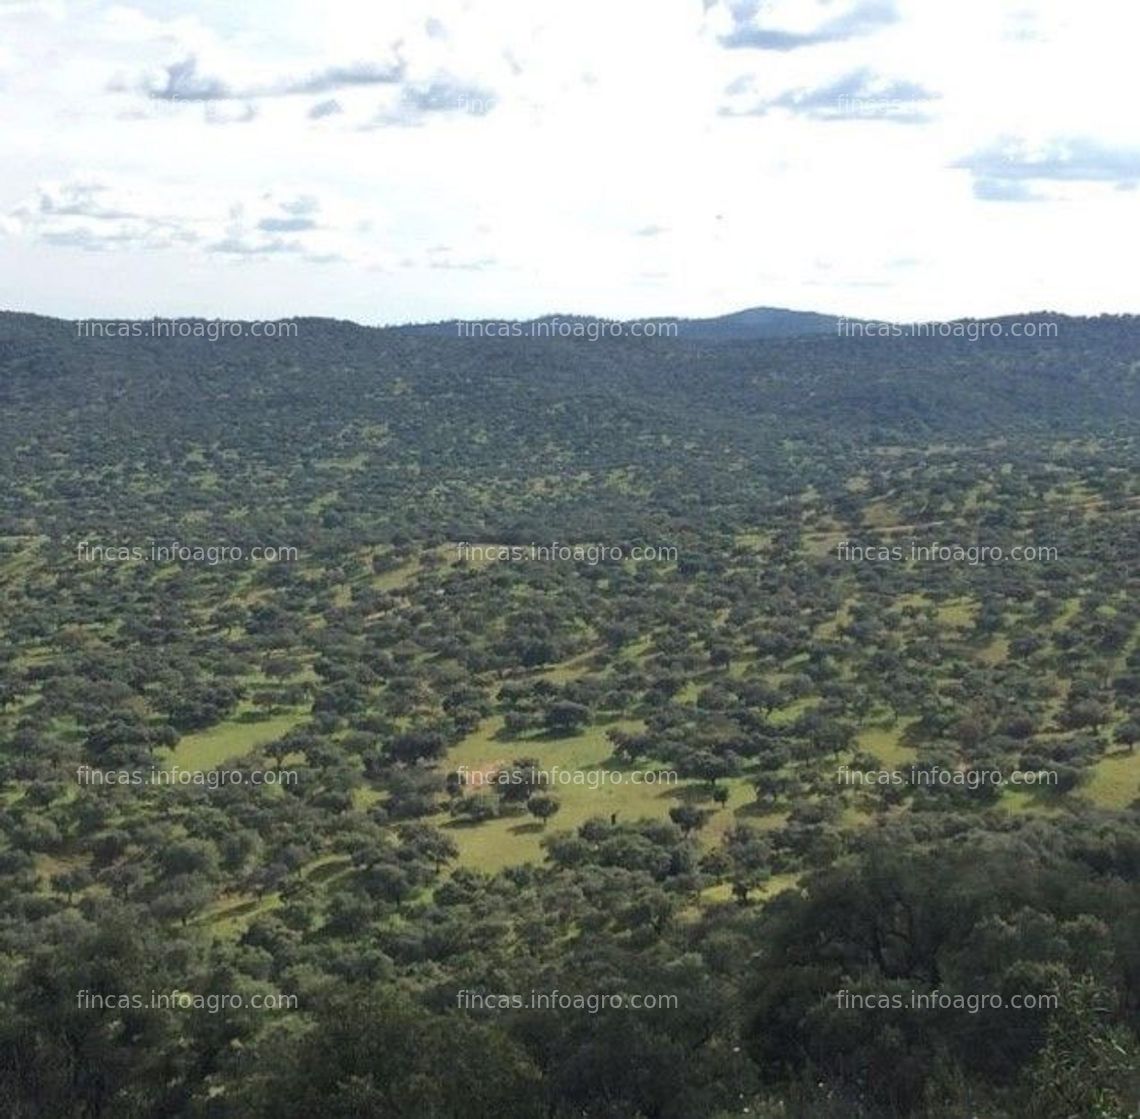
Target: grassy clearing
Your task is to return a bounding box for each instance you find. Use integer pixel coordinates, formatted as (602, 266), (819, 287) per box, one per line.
(857, 722), (916, 768)
(621, 636), (654, 660)
(733, 531), (770, 551)
(537, 648), (599, 684)
(1083, 749), (1140, 809)
(769, 697), (818, 726)
(727, 655), (757, 679)
(684, 872), (802, 915)
(861, 499), (900, 527)
(443, 719), (781, 872)
(704, 779), (785, 843)
(353, 786), (385, 810)
(444, 718), (698, 872)
(371, 562), (419, 591)
(977, 636), (1009, 665)
(936, 597), (977, 629)
(201, 892), (282, 938)
(675, 680), (702, 704)
(164, 708), (305, 771)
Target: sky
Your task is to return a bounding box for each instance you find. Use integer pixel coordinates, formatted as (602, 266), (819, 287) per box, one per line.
(1, 0), (1138, 325)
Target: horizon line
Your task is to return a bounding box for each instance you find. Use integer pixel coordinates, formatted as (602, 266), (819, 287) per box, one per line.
(1, 304), (1125, 333)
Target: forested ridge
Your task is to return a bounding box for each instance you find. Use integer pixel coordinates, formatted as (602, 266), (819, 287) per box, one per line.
(0, 310), (1137, 1117)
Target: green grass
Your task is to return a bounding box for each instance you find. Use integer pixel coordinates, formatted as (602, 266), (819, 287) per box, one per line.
(200, 892), (282, 938)
(537, 648), (598, 683)
(675, 680), (702, 704)
(1050, 596), (1081, 631)
(444, 718), (705, 872)
(1084, 749), (1140, 809)
(353, 786), (385, 810)
(769, 696), (818, 726)
(371, 560), (421, 590)
(443, 719), (784, 872)
(1000, 787), (1068, 816)
(686, 871), (801, 913)
(621, 636), (654, 660)
(204, 855), (354, 938)
(856, 721), (916, 768)
(936, 598), (977, 629)
(816, 599), (855, 640)
(703, 778), (784, 844)
(164, 708), (305, 771)
(733, 531), (770, 550)
(977, 636), (1009, 665)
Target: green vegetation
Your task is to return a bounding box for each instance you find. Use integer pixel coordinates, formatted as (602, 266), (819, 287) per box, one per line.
(0, 313), (1137, 1117)
(166, 709), (307, 771)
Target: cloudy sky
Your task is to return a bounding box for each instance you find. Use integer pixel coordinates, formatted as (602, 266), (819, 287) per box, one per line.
(1, 0), (1138, 324)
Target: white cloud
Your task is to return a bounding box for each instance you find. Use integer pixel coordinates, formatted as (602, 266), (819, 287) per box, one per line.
(0, 0), (1137, 321)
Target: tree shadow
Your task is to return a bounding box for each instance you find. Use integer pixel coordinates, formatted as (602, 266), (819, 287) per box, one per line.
(735, 800), (780, 819)
(657, 783), (716, 803)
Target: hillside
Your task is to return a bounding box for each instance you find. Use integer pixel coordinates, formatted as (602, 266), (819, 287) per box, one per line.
(0, 310), (1137, 1118)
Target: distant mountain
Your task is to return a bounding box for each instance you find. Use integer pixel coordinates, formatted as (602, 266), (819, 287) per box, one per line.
(390, 307), (847, 341)
(670, 306), (847, 339)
